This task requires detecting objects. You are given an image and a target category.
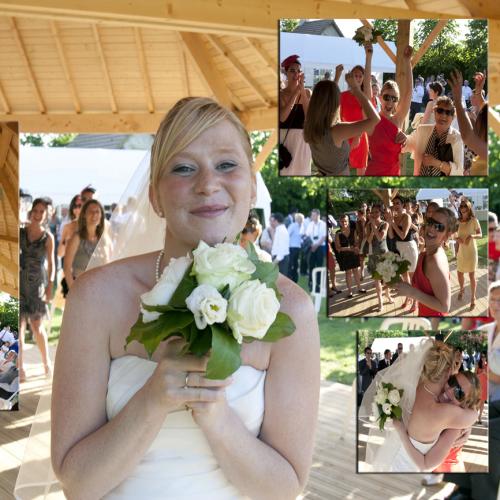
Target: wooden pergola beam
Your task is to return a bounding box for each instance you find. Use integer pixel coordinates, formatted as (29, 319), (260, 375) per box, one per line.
(360, 19), (396, 64)
(0, 81), (11, 114)
(0, 108), (277, 132)
(134, 27), (155, 113)
(0, 282), (18, 298)
(180, 32), (233, 109)
(253, 129), (277, 171)
(412, 20), (448, 67)
(0, 234), (18, 244)
(50, 21), (81, 113)
(245, 38), (277, 79)
(176, 33), (191, 97)
(0, 0), (470, 39)
(9, 17), (46, 113)
(92, 24), (118, 113)
(0, 253), (17, 278)
(206, 35), (271, 107)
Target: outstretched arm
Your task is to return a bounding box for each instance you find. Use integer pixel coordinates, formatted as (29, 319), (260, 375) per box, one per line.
(393, 420), (461, 471)
(363, 44), (373, 101)
(393, 46), (414, 129)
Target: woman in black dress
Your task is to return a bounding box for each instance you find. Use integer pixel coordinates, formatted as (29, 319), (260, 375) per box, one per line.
(19, 198), (55, 380)
(335, 214), (367, 297)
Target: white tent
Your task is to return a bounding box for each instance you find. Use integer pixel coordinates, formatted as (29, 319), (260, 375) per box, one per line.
(280, 32), (396, 91)
(20, 147), (272, 223)
(416, 188), (488, 211)
(370, 336), (431, 358)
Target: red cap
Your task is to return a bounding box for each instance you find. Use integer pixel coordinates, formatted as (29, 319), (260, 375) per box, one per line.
(281, 54), (301, 71)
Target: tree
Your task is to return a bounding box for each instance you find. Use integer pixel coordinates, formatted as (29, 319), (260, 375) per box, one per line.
(20, 134), (44, 147)
(0, 296), (19, 329)
(20, 133), (76, 147)
(372, 19), (398, 43)
(280, 19), (300, 32)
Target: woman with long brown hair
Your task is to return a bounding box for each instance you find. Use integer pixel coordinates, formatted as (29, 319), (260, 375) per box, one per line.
(456, 198), (482, 310)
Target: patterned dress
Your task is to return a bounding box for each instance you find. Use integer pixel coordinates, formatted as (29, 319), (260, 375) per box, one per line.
(20, 227), (49, 320)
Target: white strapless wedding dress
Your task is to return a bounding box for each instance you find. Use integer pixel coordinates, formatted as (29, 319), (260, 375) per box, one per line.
(104, 356), (266, 499)
(389, 436), (438, 472)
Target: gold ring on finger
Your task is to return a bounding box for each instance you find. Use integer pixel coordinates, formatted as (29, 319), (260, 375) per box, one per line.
(184, 373), (189, 390)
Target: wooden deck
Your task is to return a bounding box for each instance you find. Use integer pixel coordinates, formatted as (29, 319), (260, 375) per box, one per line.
(0, 344), (470, 499)
(329, 261), (488, 318)
(357, 403), (489, 473)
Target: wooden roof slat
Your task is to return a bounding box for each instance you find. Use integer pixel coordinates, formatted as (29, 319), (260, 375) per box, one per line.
(0, 234), (18, 244)
(0, 282), (18, 298)
(92, 24), (118, 113)
(0, 80), (11, 114)
(253, 128), (277, 171)
(50, 20), (81, 113)
(8, 16), (46, 113)
(412, 20), (448, 67)
(175, 32), (190, 96)
(245, 37), (277, 79)
(180, 32), (233, 109)
(134, 27), (155, 113)
(207, 35), (271, 108)
(0, 252), (16, 277)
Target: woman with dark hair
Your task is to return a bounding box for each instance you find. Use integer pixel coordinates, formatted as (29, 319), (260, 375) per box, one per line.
(239, 215), (271, 263)
(404, 96), (464, 176)
(303, 72), (379, 176)
(19, 198), (55, 380)
(279, 54), (312, 176)
(364, 44), (414, 176)
(63, 199), (109, 290)
(421, 81), (444, 125)
(456, 199), (482, 310)
(475, 351), (488, 424)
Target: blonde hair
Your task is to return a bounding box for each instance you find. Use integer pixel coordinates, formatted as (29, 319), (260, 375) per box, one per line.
(150, 97), (253, 189)
(381, 80), (400, 99)
(460, 371), (481, 410)
(421, 343), (455, 385)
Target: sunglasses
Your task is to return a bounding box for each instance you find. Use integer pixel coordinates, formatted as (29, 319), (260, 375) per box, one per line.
(425, 217), (446, 232)
(448, 374), (465, 402)
(382, 94), (398, 102)
(435, 107), (454, 116)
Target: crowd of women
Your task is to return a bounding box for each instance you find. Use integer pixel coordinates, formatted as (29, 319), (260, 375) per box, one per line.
(328, 194), (483, 318)
(279, 45), (488, 176)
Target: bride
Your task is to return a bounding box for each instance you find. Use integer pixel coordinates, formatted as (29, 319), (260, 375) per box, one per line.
(47, 97), (320, 498)
(360, 339), (479, 472)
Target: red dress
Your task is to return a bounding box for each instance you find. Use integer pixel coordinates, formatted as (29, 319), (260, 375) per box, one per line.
(340, 91), (368, 169)
(365, 115), (402, 176)
(411, 252), (446, 317)
(489, 241), (500, 261)
(434, 447), (462, 473)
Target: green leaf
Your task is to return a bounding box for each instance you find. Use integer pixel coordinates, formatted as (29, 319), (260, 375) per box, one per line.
(168, 264), (197, 309)
(126, 311), (194, 357)
(246, 242), (280, 290)
(379, 414), (386, 431)
(189, 323), (213, 357)
(260, 312), (296, 342)
(141, 303), (180, 313)
(220, 284), (231, 301)
(392, 406), (402, 419)
(205, 324), (241, 379)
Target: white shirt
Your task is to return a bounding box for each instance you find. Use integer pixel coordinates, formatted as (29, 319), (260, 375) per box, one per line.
(462, 85), (473, 101)
(306, 219), (327, 245)
(271, 224), (290, 262)
(412, 85), (424, 103)
(0, 329), (15, 345)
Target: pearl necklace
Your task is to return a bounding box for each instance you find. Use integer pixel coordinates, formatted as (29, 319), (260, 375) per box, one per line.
(423, 384), (438, 401)
(155, 249), (165, 283)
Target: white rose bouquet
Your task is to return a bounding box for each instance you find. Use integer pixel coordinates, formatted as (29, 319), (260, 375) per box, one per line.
(372, 382), (404, 430)
(371, 252), (410, 285)
(126, 241), (295, 379)
(352, 25), (383, 46)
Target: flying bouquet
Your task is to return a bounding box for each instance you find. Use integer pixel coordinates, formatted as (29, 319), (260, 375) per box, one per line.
(126, 241), (295, 379)
(371, 382), (404, 431)
(371, 252), (410, 285)
(353, 26), (383, 46)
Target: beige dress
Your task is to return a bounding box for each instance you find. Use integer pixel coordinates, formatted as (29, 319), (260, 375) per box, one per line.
(456, 218), (480, 273)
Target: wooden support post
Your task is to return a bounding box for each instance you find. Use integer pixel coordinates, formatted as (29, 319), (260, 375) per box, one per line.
(253, 129), (277, 171)
(396, 20), (413, 132)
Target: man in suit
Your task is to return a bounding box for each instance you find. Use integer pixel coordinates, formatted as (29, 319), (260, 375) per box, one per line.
(378, 349), (393, 371)
(392, 342), (403, 362)
(358, 346), (377, 405)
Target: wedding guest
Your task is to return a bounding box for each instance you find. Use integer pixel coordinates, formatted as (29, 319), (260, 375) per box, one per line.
(270, 213), (290, 275)
(358, 346), (377, 404)
(476, 351), (488, 425)
(279, 54), (312, 176)
(306, 209), (327, 291)
(462, 79), (473, 108)
(0, 325), (15, 347)
(19, 198), (55, 381)
(355, 208), (368, 280)
(456, 199), (482, 310)
(260, 222), (274, 255)
(288, 213), (304, 283)
(303, 72), (379, 176)
(335, 214), (366, 297)
(378, 349), (393, 370)
(488, 212), (500, 261)
(80, 185), (96, 203)
(239, 216), (271, 263)
(410, 77), (425, 121)
(393, 342), (404, 362)
(421, 81), (444, 125)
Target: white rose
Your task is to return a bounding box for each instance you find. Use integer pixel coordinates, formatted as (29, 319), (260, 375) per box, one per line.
(375, 390), (387, 405)
(140, 255), (192, 322)
(388, 389), (401, 405)
(382, 402), (392, 415)
(227, 280), (280, 343)
(193, 241), (256, 292)
(186, 284), (227, 330)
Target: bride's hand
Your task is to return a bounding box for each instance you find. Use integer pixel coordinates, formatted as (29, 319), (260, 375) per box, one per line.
(147, 339), (233, 415)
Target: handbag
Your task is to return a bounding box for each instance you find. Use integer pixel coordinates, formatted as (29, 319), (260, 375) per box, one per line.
(279, 95), (301, 171)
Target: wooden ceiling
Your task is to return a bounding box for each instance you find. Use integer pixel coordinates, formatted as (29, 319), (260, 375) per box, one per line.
(0, 122), (18, 298)
(0, 0), (498, 134)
